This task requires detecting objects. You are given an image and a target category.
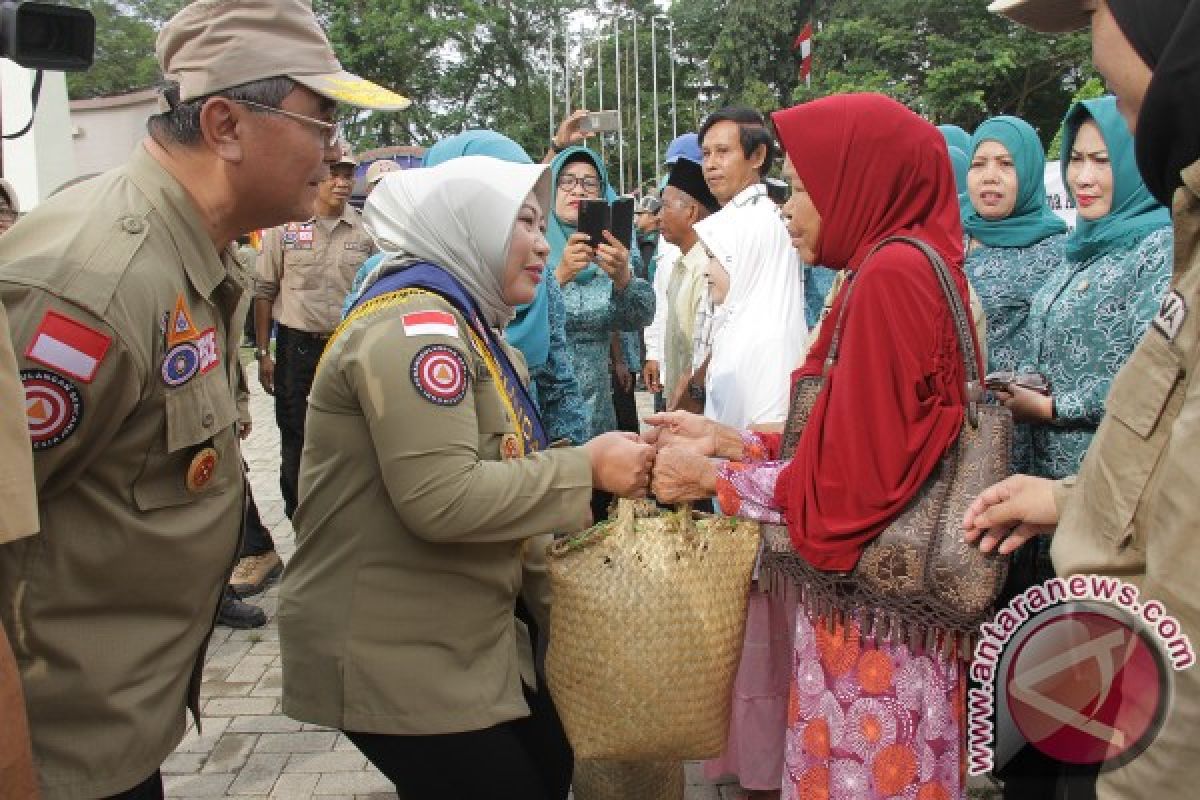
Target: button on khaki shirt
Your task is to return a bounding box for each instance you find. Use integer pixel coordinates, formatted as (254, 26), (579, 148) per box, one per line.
(254, 207), (375, 334)
(0, 145), (246, 799)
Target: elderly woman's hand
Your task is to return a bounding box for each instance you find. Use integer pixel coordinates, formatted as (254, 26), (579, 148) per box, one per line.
(595, 230), (632, 290)
(651, 447), (718, 503)
(642, 410), (717, 456)
(556, 232), (594, 286)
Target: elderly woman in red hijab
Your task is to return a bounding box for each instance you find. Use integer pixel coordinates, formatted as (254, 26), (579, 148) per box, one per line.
(647, 94), (980, 800)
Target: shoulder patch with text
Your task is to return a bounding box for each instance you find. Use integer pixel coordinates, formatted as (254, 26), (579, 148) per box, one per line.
(1153, 289), (1187, 342)
(22, 368), (83, 449)
(410, 344), (469, 406)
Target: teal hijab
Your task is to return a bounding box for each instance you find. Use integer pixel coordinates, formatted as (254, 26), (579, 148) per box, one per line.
(421, 129), (553, 369)
(549, 145), (617, 285)
(938, 124), (971, 156)
(962, 116), (1067, 248)
(423, 129), (533, 167)
(947, 144), (969, 194)
(1060, 96), (1171, 264)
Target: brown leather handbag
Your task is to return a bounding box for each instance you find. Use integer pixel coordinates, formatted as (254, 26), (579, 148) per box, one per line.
(760, 236), (1012, 653)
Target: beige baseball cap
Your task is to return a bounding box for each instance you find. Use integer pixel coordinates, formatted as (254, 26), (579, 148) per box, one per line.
(157, 0), (410, 111)
(365, 159), (400, 187)
(987, 0), (1095, 32)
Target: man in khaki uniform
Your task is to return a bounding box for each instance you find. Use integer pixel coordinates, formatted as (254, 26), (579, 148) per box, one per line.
(252, 145), (376, 526)
(0, 307), (39, 799)
(965, 1), (1200, 797)
(0, 0), (408, 796)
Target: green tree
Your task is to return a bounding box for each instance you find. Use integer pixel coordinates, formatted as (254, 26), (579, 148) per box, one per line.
(793, 0), (1095, 144)
(64, 1), (162, 99)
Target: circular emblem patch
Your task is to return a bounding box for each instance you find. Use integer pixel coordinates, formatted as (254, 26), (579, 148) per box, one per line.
(410, 344), (469, 406)
(22, 369), (82, 450)
(162, 342), (201, 386)
(186, 447), (219, 492)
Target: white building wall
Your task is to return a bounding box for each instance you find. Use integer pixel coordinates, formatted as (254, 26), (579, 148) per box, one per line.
(1, 63), (77, 212)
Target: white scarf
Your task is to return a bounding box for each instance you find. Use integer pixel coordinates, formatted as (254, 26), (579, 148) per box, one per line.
(362, 156), (551, 329)
(694, 193), (809, 429)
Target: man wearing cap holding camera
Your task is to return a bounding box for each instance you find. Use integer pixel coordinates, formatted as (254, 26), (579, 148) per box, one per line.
(0, 0), (407, 796)
(252, 142), (376, 536)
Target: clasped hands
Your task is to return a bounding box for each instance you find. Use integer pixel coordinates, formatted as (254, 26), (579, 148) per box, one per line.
(583, 411), (717, 502)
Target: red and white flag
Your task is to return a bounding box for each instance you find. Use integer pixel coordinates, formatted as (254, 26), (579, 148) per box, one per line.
(793, 23), (814, 82)
(402, 310), (459, 338)
(25, 310), (112, 383)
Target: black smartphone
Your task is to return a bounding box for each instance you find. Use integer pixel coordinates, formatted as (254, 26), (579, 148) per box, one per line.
(577, 199), (610, 248)
(609, 197), (635, 251)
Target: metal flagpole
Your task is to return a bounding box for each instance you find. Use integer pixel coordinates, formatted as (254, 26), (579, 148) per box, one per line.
(563, 22), (570, 114)
(651, 17), (660, 172)
(548, 30), (555, 137)
(597, 31), (605, 164)
(633, 13), (642, 194)
(668, 19), (677, 141)
(615, 14), (624, 194)
(579, 28), (586, 109)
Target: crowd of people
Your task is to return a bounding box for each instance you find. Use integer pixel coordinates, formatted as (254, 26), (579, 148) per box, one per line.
(1, 0), (1198, 798)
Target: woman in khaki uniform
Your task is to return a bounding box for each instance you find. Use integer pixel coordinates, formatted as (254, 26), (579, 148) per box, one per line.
(278, 157), (655, 799)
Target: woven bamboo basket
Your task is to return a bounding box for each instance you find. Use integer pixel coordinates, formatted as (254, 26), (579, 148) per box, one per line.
(572, 759), (684, 800)
(546, 498), (761, 760)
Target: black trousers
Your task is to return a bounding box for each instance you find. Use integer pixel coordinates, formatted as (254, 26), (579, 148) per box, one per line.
(274, 325), (326, 519)
(105, 770), (163, 800)
(346, 686), (571, 800)
(611, 369), (640, 434)
(239, 481), (275, 557)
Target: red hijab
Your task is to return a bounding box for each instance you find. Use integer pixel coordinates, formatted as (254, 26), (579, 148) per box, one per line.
(770, 94), (982, 571)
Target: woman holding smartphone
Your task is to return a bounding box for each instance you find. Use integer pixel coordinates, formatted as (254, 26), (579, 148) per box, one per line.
(549, 145), (655, 441)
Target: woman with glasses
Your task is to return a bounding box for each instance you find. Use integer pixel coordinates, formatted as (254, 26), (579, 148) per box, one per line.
(549, 146), (655, 444)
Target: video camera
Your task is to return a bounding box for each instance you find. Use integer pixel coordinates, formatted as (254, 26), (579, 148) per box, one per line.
(1, 0), (94, 72)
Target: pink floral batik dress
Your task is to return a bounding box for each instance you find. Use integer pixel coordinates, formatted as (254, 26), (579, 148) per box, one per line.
(715, 433), (966, 800)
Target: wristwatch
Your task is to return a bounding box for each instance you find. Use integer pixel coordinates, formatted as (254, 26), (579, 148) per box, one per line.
(687, 380), (705, 402)
(255, 347), (269, 361)
(548, 138), (563, 154)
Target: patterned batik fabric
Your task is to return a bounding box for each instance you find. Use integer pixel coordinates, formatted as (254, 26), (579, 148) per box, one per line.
(964, 234), (1066, 473)
(782, 614), (966, 800)
(1021, 226), (1172, 478)
(561, 270), (656, 439)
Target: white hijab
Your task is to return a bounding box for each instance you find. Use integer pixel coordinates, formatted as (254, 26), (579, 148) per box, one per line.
(362, 156), (552, 329)
(694, 197), (808, 429)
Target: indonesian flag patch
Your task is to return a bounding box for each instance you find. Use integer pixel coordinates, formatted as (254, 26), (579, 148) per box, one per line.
(25, 310), (112, 383)
(402, 310), (459, 339)
(410, 344), (469, 406)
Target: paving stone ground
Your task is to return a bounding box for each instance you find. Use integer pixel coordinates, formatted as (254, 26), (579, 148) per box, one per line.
(164, 352), (752, 799)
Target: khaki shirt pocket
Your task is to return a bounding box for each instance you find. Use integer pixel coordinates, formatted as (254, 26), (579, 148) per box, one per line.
(284, 249), (322, 291)
(133, 375), (240, 511)
(1092, 332), (1184, 547)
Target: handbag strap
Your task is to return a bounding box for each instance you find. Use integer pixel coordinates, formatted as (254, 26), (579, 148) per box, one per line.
(819, 235), (982, 426)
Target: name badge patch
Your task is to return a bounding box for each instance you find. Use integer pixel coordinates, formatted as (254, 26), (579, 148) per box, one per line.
(22, 368), (82, 450)
(411, 344), (469, 406)
(1153, 289), (1187, 342)
(196, 328), (220, 373)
